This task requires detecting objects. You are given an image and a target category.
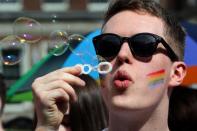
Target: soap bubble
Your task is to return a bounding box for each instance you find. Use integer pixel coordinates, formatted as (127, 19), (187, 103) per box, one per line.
(51, 14), (58, 24)
(68, 34), (89, 56)
(67, 34), (97, 66)
(48, 30), (69, 56)
(0, 35), (24, 65)
(13, 17), (42, 43)
(96, 55), (107, 62)
(91, 55), (107, 66)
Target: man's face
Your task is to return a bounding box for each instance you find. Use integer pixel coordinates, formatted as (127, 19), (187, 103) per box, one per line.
(100, 10), (174, 114)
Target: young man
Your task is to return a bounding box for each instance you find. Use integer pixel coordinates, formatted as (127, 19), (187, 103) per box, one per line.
(32, 0), (187, 131)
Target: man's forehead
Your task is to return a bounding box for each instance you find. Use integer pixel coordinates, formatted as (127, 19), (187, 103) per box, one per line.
(103, 10), (164, 37)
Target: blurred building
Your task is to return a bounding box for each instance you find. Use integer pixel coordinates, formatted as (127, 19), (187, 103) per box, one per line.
(0, 0), (108, 87)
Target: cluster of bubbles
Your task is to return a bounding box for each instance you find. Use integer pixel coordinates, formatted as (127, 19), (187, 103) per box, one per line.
(47, 29), (112, 75)
(0, 17), (42, 65)
(48, 30), (87, 57)
(0, 17), (89, 65)
(0, 16), (111, 74)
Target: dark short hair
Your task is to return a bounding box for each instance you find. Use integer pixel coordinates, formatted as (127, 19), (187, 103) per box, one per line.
(102, 0), (186, 61)
(0, 73), (6, 115)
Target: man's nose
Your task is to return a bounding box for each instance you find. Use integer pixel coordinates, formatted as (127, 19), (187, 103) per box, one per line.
(116, 42), (134, 64)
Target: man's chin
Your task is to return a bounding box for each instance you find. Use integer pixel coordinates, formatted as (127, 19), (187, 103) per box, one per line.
(110, 97), (157, 113)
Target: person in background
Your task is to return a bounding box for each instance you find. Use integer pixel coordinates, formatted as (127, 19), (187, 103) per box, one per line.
(168, 86), (197, 131)
(32, 0), (187, 131)
(0, 74), (6, 131)
(67, 75), (108, 131)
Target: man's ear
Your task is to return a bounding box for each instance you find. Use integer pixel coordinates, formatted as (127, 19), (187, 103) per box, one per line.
(169, 61), (187, 87)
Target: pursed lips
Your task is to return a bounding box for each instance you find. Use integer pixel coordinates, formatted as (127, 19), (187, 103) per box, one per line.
(113, 70), (133, 90)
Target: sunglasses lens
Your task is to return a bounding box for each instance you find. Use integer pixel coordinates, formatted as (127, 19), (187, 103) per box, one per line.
(94, 34), (121, 60)
(131, 34), (157, 57)
(93, 33), (160, 61)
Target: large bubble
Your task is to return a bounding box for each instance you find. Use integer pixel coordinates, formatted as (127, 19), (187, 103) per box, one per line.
(48, 30), (69, 56)
(0, 35), (24, 65)
(68, 34), (90, 56)
(67, 33), (112, 75)
(13, 17), (42, 43)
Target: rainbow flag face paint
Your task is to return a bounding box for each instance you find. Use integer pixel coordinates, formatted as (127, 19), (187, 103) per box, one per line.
(147, 69), (165, 89)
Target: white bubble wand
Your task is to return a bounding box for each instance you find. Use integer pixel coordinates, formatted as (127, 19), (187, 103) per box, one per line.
(77, 61), (112, 75)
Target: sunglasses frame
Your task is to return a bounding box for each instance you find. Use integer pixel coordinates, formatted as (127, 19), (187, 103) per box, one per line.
(93, 33), (178, 61)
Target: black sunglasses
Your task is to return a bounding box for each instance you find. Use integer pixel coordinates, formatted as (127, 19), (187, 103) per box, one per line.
(93, 33), (178, 61)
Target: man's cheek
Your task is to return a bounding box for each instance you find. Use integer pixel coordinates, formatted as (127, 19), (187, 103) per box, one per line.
(146, 69), (166, 89)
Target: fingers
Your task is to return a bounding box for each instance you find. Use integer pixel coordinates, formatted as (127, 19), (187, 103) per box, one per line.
(60, 65), (82, 75)
(32, 65), (86, 129)
(37, 66), (85, 86)
(32, 66), (86, 102)
(34, 79), (78, 102)
(46, 88), (70, 112)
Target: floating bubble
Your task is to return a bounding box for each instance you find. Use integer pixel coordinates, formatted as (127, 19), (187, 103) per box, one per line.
(52, 15), (57, 24)
(67, 34), (97, 67)
(0, 35), (24, 65)
(13, 17), (42, 43)
(48, 30), (69, 56)
(50, 14), (59, 24)
(95, 55), (108, 62)
(88, 54), (109, 69)
(68, 34), (89, 56)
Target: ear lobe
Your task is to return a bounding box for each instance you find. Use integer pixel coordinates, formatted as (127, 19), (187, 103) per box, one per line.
(169, 61), (187, 87)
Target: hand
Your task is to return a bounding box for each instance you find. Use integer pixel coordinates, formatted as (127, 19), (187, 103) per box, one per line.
(32, 65), (85, 131)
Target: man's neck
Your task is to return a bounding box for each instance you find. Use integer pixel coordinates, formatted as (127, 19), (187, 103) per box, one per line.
(108, 94), (170, 131)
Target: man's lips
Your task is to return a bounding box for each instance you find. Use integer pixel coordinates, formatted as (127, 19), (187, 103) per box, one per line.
(113, 80), (131, 89)
(113, 70), (133, 89)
